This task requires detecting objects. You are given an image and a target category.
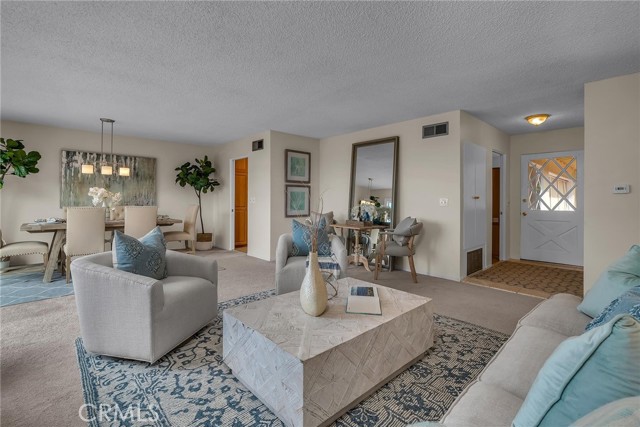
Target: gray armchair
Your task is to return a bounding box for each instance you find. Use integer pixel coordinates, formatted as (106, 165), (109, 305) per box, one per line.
(374, 217), (423, 283)
(275, 234), (348, 295)
(71, 250), (218, 363)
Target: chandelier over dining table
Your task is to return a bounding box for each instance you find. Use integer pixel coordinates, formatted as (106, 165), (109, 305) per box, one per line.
(81, 118), (130, 177)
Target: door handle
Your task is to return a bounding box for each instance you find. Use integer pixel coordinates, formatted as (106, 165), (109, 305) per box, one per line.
(522, 212), (527, 216)
(472, 196), (480, 200)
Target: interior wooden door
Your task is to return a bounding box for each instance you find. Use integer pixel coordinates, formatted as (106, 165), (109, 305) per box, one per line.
(492, 167), (500, 260)
(234, 158), (248, 248)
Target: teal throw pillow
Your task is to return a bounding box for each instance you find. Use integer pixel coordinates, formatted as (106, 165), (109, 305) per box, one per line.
(512, 314), (640, 427)
(569, 396), (640, 427)
(291, 218), (331, 256)
(578, 245), (640, 317)
(586, 285), (640, 331)
(112, 227), (168, 280)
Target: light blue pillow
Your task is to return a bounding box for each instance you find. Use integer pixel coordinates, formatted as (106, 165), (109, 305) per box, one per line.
(512, 314), (640, 427)
(570, 396), (640, 427)
(578, 245), (640, 317)
(586, 285), (640, 331)
(112, 227), (168, 280)
(291, 218), (331, 256)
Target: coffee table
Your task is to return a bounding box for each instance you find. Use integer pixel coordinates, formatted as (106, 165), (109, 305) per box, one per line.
(223, 277), (434, 427)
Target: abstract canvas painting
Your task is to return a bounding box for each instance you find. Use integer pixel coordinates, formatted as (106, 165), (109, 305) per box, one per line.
(60, 150), (156, 207)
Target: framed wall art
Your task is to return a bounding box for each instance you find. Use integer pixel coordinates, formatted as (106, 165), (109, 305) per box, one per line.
(60, 149), (156, 207)
(285, 149), (310, 183)
(285, 185), (310, 217)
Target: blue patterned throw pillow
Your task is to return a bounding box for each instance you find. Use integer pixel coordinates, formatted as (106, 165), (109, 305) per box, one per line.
(291, 218), (332, 256)
(586, 285), (640, 331)
(112, 227), (168, 280)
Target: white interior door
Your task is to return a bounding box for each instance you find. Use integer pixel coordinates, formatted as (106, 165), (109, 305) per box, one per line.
(520, 151), (584, 266)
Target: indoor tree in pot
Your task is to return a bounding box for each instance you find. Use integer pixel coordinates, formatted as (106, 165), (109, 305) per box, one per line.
(175, 155), (220, 251)
(1, 138), (42, 269)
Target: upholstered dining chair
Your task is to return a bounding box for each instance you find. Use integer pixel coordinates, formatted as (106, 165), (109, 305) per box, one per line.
(0, 229), (49, 273)
(64, 207), (106, 283)
(124, 206), (158, 238)
(164, 205), (199, 254)
(374, 217), (423, 283)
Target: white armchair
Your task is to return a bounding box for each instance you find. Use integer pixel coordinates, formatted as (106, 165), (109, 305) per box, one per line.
(275, 234), (348, 295)
(71, 250), (218, 363)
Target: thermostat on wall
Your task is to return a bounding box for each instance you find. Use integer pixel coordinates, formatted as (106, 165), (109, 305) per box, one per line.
(613, 184), (630, 194)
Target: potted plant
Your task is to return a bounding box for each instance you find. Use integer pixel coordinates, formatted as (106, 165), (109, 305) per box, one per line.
(1, 138), (42, 269)
(0, 138), (41, 189)
(175, 155), (220, 251)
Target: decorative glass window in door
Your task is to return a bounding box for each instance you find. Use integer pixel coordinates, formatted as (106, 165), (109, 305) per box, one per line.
(527, 156), (577, 211)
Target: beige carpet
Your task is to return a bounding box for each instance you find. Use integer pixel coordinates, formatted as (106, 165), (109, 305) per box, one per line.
(464, 260), (583, 298)
(1, 253), (541, 427)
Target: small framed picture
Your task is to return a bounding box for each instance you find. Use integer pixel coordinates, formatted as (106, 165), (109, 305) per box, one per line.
(285, 185), (310, 217)
(285, 149), (310, 183)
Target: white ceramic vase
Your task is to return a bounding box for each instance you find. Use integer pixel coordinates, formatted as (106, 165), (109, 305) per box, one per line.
(300, 251), (328, 316)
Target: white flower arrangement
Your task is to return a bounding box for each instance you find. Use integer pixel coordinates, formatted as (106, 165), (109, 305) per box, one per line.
(350, 203), (378, 221)
(88, 187), (122, 207)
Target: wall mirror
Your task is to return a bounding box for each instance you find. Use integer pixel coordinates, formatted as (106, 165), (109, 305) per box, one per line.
(349, 136), (399, 227)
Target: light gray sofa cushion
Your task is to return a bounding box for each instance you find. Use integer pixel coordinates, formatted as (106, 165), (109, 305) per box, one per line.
(442, 382), (524, 427)
(520, 293), (591, 336)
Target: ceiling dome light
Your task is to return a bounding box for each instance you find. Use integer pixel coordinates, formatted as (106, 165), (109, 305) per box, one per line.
(525, 114), (550, 126)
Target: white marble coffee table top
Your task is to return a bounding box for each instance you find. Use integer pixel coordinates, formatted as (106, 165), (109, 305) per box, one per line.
(224, 277), (432, 361)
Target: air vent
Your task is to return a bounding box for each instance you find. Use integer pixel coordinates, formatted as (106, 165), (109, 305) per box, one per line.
(422, 122), (449, 139)
(252, 139), (264, 151)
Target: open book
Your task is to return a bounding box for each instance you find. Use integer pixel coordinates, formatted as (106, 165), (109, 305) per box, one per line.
(346, 285), (381, 315)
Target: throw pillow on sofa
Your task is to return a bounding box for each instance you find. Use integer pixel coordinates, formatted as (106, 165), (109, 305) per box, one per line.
(291, 218), (331, 256)
(112, 227), (168, 280)
(569, 396), (640, 427)
(578, 244), (640, 317)
(512, 314), (640, 427)
(585, 285), (640, 331)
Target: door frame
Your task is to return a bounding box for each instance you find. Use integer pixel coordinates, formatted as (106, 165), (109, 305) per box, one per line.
(228, 157), (248, 251)
(520, 150), (584, 265)
(492, 150), (508, 261)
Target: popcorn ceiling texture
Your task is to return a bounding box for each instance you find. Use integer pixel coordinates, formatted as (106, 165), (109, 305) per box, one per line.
(1, 1), (638, 145)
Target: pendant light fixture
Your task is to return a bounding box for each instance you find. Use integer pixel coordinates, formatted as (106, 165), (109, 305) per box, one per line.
(81, 118), (129, 177)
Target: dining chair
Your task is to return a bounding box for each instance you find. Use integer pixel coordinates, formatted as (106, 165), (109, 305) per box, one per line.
(0, 229), (49, 273)
(64, 207), (106, 283)
(124, 206), (158, 238)
(374, 217), (423, 283)
(164, 205), (199, 254)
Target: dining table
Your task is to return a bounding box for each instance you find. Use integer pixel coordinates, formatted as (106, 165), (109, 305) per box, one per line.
(332, 222), (388, 272)
(20, 217), (182, 283)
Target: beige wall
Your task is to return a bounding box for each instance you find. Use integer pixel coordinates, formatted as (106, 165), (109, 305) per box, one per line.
(319, 111), (463, 281)
(508, 127), (585, 260)
(584, 73), (640, 292)
(270, 131), (320, 260)
(460, 111), (511, 276)
(210, 131), (271, 260)
(0, 120), (215, 262)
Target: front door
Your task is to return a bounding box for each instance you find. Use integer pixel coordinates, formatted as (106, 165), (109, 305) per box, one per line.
(520, 151), (584, 266)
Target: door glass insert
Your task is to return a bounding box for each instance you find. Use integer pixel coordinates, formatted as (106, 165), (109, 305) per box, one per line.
(527, 156), (577, 211)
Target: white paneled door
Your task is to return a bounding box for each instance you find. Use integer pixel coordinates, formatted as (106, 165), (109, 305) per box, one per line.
(520, 151), (584, 266)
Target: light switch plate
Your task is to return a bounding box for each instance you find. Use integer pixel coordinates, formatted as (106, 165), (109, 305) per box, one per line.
(613, 184), (630, 194)
(439, 198), (448, 207)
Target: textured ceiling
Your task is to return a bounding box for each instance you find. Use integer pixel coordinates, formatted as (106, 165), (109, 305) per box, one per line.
(2, 1), (639, 145)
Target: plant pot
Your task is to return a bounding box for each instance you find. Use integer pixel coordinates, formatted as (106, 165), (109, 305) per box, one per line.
(299, 251), (328, 316)
(195, 233), (213, 251)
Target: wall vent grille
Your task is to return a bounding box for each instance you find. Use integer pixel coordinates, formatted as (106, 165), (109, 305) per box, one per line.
(422, 122), (449, 139)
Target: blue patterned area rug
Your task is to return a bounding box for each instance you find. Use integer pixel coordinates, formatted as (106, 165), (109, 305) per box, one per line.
(76, 290), (508, 427)
(0, 270), (72, 307)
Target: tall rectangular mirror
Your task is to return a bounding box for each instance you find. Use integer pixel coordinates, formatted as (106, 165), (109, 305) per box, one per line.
(348, 136), (399, 269)
(349, 136), (399, 227)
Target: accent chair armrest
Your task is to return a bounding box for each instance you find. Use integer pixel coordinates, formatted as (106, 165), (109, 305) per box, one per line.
(165, 250), (218, 286)
(276, 233), (293, 274)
